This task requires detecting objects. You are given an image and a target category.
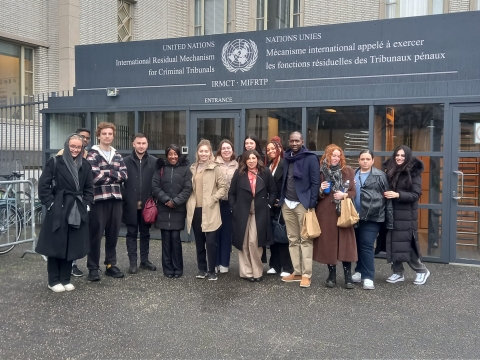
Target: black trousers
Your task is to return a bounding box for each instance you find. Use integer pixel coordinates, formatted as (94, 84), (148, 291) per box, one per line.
(269, 242), (294, 274)
(161, 229), (183, 276)
(192, 207), (218, 274)
(126, 210), (151, 265)
(87, 199), (123, 270)
(47, 257), (73, 286)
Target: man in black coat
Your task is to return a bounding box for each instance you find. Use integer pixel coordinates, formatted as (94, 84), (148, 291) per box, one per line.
(122, 133), (157, 274)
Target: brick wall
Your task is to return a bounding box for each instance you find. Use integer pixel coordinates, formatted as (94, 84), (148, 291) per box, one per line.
(79, 1), (116, 45)
(305, 0), (380, 26)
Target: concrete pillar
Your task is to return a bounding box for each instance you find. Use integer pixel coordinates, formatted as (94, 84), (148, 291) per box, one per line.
(58, 0), (79, 92)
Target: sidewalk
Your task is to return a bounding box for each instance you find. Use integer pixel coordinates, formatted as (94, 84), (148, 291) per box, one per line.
(1, 239), (479, 359)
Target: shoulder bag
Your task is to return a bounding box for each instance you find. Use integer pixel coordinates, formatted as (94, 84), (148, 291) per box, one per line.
(337, 198), (360, 228)
(142, 197), (158, 224)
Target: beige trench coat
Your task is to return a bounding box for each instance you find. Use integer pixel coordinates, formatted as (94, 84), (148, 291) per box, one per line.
(186, 160), (227, 233)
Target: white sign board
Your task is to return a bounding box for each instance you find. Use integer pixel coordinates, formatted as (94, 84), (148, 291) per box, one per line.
(475, 123), (480, 144)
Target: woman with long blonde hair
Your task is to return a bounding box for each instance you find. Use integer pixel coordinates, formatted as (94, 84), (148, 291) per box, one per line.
(186, 139), (227, 281)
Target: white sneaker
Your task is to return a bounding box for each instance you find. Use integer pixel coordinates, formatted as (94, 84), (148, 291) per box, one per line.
(363, 279), (375, 290)
(48, 284), (65, 293)
(280, 272), (290, 277)
(352, 272), (362, 283)
(414, 270), (430, 285)
(63, 283), (75, 291)
(386, 274), (405, 283)
(267, 268), (277, 275)
(219, 265), (229, 273)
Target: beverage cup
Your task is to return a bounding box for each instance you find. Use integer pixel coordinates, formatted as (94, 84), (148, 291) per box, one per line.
(323, 181), (331, 194)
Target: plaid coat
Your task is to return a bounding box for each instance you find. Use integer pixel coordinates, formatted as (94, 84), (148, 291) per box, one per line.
(87, 145), (128, 202)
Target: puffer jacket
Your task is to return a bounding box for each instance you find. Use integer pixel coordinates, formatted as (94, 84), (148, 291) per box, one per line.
(355, 167), (393, 228)
(152, 156), (192, 230)
(383, 157), (424, 263)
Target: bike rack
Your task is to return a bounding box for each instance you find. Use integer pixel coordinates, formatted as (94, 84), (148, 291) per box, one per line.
(0, 179), (43, 259)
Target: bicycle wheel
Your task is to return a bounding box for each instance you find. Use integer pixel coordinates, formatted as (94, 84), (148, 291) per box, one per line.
(0, 204), (22, 254)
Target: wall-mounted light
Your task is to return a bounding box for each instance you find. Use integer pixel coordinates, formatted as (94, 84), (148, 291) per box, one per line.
(106, 88), (119, 97)
(324, 108), (336, 113)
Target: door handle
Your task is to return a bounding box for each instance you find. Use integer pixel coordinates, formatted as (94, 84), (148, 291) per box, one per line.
(453, 170), (464, 200)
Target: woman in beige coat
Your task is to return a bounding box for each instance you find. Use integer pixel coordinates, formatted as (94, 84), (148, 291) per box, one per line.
(186, 139), (227, 281)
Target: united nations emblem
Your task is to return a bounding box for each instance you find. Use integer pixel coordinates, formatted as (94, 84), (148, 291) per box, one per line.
(221, 39), (258, 73)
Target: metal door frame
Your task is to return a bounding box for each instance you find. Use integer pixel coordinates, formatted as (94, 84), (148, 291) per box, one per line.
(449, 105), (480, 264)
(189, 111), (242, 164)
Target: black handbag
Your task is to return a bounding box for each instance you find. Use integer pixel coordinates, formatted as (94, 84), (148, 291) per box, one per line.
(272, 213), (289, 244)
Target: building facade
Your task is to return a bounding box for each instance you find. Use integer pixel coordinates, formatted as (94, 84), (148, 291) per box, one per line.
(1, 1), (480, 262)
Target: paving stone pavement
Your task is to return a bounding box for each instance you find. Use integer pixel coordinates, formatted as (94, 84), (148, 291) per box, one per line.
(1, 239), (480, 359)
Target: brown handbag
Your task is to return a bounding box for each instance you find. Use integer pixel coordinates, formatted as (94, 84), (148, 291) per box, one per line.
(301, 208), (321, 239)
(336, 198), (360, 228)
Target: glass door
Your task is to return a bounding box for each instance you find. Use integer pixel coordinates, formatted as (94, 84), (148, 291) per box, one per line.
(450, 106), (480, 263)
(189, 112), (241, 164)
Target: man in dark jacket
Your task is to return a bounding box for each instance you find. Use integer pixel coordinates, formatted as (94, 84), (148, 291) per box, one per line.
(278, 132), (320, 288)
(122, 133), (158, 274)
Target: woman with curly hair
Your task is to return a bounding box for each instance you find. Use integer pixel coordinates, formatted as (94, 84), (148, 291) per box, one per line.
(313, 144), (357, 289)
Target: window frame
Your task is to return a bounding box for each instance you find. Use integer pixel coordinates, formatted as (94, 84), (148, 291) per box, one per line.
(0, 40), (35, 105)
(256, 0), (302, 31)
(385, 0), (445, 19)
(194, 0), (235, 35)
(117, 0), (133, 42)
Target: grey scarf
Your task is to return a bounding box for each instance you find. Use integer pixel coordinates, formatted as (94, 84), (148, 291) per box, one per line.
(63, 134), (83, 228)
(320, 159), (343, 216)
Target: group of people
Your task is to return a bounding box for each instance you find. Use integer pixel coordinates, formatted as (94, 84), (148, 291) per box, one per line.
(35, 125), (430, 292)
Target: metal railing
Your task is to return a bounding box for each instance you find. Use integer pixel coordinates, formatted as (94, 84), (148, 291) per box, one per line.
(0, 179), (39, 257)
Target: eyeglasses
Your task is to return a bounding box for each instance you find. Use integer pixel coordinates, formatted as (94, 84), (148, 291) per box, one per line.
(69, 145), (83, 151)
(80, 135), (91, 140)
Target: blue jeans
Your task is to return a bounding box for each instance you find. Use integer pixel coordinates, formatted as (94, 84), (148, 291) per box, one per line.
(354, 221), (382, 280)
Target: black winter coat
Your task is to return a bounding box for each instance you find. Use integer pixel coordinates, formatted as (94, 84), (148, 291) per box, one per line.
(355, 167), (394, 227)
(383, 157), (424, 263)
(36, 156), (94, 261)
(152, 156), (192, 230)
(122, 151), (157, 225)
(229, 168), (277, 250)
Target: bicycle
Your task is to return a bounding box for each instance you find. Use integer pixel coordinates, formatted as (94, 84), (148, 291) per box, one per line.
(0, 199), (23, 255)
(0, 172), (38, 254)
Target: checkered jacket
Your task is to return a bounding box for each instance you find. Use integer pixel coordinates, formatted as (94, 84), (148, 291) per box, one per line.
(87, 145), (128, 202)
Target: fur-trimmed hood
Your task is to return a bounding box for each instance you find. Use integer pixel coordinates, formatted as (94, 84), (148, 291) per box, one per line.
(156, 154), (189, 169)
(383, 156), (424, 178)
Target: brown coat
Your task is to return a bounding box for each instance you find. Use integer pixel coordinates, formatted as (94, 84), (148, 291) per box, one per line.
(186, 160), (227, 233)
(313, 166), (357, 264)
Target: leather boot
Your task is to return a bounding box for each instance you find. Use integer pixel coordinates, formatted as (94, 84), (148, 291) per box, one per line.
(325, 265), (336, 288)
(343, 264), (354, 289)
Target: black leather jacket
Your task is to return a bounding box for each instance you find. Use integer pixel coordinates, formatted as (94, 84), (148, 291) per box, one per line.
(355, 167), (394, 229)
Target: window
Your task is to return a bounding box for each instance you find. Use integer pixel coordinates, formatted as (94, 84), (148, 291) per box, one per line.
(48, 113), (87, 149)
(246, 108), (302, 150)
(194, 0), (235, 35)
(307, 106), (369, 167)
(373, 104), (444, 152)
(385, 0), (443, 18)
(118, 0), (133, 42)
(0, 40), (34, 106)
(139, 111), (187, 150)
(256, 0), (301, 30)
(93, 112), (135, 150)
